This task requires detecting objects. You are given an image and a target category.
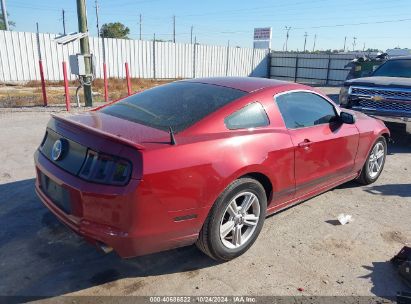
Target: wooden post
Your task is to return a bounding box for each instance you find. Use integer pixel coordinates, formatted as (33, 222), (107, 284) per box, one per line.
(153, 34), (156, 79)
(103, 63), (108, 102)
(225, 40), (230, 76)
(39, 60), (48, 106)
(294, 56), (299, 82)
(36, 23), (47, 106)
(125, 62), (132, 96)
(325, 55), (331, 85)
(62, 61), (70, 111)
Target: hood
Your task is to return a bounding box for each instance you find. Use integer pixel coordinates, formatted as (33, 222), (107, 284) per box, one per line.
(52, 111), (171, 149)
(345, 76), (411, 88)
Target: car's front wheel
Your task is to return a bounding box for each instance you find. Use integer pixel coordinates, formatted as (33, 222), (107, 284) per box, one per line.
(357, 136), (387, 185)
(196, 178), (267, 261)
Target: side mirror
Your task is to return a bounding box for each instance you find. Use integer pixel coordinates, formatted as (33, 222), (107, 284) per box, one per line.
(340, 111), (356, 124)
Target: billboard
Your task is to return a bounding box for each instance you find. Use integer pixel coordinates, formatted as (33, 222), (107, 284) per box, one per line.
(253, 27), (271, 49)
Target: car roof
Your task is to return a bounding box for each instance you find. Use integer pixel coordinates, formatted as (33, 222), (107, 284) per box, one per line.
(181, 77), (294, 93)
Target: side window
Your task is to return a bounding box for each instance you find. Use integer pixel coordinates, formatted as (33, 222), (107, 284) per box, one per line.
(275, 92), (337, 129)
(225, 102), (270, 130)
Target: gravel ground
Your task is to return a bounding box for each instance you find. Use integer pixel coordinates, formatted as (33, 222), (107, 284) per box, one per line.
(0, 88), (410, 302)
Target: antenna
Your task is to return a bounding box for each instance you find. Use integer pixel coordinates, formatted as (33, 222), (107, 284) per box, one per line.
(169, 126), (177, 145)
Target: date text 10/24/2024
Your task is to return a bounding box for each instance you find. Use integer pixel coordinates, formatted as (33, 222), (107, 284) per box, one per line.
(149, 297), (257, 303)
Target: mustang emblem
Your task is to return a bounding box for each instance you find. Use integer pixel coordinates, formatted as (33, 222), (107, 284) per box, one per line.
(51, 139), (66, 161)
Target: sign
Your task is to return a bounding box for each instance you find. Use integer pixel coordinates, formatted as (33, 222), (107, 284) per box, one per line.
(253, 27), (271, 49)
(253, 27), (271, 41)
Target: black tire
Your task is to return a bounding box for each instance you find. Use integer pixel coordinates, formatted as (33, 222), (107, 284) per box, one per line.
(196, 177), (267, 262)
(357, 136), (387, 185)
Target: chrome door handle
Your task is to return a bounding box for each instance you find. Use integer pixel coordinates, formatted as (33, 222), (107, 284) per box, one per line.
(298, 139), (312, 148)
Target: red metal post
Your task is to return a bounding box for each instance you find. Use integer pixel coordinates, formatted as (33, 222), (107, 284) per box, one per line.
(39, 60), (48, 106)
(103, 63), (109, 102)
(125, 62), (132, 96)
(62, 61), (70, 111)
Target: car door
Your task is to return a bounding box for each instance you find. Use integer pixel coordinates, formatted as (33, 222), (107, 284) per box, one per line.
(275, 91), (359, 198)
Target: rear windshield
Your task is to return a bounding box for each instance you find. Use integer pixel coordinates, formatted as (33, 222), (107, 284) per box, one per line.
(372, 59), (411, 78)
(100, 82), (247, 132)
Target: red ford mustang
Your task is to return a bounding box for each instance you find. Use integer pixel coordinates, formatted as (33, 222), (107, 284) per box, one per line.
(34, 77), (389, 261)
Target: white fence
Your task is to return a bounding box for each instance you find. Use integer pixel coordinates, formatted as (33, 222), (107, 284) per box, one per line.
(270, 52), (355, 85)
(0, 30), (269, 82)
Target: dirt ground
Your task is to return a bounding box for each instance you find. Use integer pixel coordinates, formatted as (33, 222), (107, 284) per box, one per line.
(0, 88), (410, 302)
(0, 78), (173, 107)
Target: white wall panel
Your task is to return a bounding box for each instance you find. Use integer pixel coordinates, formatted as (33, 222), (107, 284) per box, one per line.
(0, 30), (269, 82)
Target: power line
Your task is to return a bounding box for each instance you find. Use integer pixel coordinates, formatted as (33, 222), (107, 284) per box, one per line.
(139, 14), (142, 40)
(293, 17), (411, 29)
(284, 26), (291, 52)
(303, 32), (308, 52)
(95, 0), (100, 36)
(172, 15), (176, 43)
(172, 0), (330, 19)
(312, 34), (317, 52)
(61, 9), (66, 34)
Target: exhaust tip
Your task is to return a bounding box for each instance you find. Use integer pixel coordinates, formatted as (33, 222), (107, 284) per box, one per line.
(98, 242), (113, 254)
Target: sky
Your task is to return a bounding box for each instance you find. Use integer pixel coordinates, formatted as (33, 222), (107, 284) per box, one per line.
(5, 0), (411, 51)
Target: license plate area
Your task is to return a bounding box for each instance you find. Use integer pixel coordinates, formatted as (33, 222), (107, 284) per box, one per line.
(40, 172), (71, 214)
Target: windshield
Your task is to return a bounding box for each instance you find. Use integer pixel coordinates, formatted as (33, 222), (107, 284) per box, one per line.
(372, 59), (411, 78)
(100, 82), (247, 132)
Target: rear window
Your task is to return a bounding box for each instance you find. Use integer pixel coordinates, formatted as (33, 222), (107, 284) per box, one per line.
(100, 82), (247, 132)
(225, 102), (269, 130)
(372, 59), (411, 78)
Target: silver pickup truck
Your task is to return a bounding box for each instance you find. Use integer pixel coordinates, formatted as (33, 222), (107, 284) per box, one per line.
(339, 56), (411, 134)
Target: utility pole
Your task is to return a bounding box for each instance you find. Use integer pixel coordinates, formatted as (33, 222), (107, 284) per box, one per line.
(343, 36), (347, 52)
(172, 15), (176, 43)
(284, 26), (291, 52)
(352, 37), (357, 51)
(139, 14), (142, 40)
(1, 0), (9, 31)
(312, 34), (317, 52)
(363, 42), (365, 52)
(62, 9), (66, 35)
(190, 25), (193, 44)
(76, 0), (93, 107)
(95, 0), (100, 36)
(303, 32), (308, 52)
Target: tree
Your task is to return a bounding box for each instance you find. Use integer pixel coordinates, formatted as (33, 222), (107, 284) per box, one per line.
(100, 22), (130, 39)
(0, 12), (15, 30)
(365, 48), (382, 53)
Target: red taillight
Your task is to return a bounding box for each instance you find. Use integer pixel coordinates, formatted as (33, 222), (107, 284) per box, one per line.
(79, 150), (132, 186)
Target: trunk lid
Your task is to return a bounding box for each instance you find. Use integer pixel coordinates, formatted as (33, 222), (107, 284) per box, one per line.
(51, 111), (171, 149)
(40, 112), (170, 180)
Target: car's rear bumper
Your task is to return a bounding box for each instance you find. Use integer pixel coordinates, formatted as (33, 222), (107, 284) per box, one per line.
(34, 150), (201, 258)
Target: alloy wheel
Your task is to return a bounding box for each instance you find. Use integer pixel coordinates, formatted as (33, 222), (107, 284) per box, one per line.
(368, 142), (385, 179)
(219, 191), (260, 249)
